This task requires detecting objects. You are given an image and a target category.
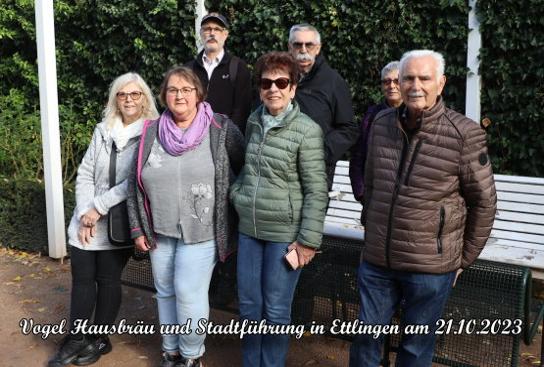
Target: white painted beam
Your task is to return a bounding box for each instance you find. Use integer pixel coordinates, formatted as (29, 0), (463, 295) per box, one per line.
(466, 0), (481, 123)
(35, 0), (66, 258)
(195, 0), (207, 51)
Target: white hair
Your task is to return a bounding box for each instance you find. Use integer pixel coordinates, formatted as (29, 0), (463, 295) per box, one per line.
(381, 61), (400, 80)
(103, 72), (159, 129)
(289, 23), (321, 44)
(399, 50), (445, 81)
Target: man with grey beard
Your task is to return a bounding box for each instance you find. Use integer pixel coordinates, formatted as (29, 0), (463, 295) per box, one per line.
(288, 24), (357, 187)
(187, 12), (252, 133)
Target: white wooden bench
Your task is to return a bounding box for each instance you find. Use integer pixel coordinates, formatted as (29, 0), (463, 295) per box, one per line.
(326, 160), (544, 279)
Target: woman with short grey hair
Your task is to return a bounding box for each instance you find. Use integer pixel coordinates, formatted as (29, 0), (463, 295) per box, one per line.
(349, 61), (403, 201)
(48, 72), (159, 367)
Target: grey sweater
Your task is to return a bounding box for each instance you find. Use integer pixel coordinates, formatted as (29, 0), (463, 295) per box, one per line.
(127, 114), (245, 262)
(68, 121), (140, 251)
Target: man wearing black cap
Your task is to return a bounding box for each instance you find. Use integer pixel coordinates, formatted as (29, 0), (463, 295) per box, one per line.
(186, 12), (252, 133)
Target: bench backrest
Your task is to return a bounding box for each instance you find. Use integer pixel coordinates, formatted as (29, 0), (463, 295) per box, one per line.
(326, 160), (544, 272)
(492, 174), (544, 245)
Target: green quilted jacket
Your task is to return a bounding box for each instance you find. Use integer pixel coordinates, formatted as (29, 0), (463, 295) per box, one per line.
(230, 102), (328, 248)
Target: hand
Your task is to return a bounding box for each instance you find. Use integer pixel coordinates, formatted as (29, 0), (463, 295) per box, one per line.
(78, 224), (93, 245)
(134, 236), (151, 252)
(453, 268), (463, 287)
(288, 241), (317, 268)
(80, 207), (101, 228)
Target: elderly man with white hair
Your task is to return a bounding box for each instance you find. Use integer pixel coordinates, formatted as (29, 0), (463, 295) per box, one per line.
(349, 50), (497, 367)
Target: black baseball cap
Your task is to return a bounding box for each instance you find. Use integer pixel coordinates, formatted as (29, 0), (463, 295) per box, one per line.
(201, 12), (229, 29)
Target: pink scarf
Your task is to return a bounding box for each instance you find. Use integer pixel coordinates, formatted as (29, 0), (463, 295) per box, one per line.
(158, 101), (213, 156)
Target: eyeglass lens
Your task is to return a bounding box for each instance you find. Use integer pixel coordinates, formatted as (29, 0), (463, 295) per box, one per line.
(292, 42), (317, 50)
(382, 78), (399, 86)
(202, 26), (224, 33)
(167, 87), (195, 96)
(260, 78), (290, 90)
(117, 91), (142, 100)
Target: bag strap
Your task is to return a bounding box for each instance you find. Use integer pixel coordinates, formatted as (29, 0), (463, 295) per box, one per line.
(109, 141), (117, 189)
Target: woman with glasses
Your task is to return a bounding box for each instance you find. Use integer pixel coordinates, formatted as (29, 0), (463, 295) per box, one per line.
(127, 66), (244, 367)
(230, 52), (328, 367)
(48, 73), (159, 367)
(349, 61), (402, 202)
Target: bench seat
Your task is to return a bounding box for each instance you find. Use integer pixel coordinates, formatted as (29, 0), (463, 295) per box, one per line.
(327, 161), (544, 279)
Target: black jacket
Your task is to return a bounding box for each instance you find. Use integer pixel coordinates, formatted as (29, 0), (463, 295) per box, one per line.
(187, 50), (252, 133)
(295, 54), (357, 184)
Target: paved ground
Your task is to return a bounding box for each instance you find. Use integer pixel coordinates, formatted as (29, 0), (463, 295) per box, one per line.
(0, 247), (541, 367)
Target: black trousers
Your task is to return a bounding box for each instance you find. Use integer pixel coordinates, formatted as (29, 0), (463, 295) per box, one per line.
(69, 246), (132, 331)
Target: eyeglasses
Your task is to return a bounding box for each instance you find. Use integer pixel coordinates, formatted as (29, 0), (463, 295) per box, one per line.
(260, 77), (291, 90)
(166, 87), (196, 96)
(381, 78), (399, 86)
(201, 26), (225, 34)
(291, 42), (319, 51)
(116, 91), (143, 101)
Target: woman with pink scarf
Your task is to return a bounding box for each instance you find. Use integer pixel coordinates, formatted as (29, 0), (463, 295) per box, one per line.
(126, 66), (244, 367)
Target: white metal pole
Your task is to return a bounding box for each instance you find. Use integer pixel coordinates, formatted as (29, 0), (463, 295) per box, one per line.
(195, 0), (207, 51)
(466, 0), (481, 123)
(35, 0), (66, 258)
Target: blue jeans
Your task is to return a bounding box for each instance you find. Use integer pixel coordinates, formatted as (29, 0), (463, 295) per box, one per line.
(349, 261), (455, 367)
(237, 233), (302, 367)
(149, 235), (217, 358)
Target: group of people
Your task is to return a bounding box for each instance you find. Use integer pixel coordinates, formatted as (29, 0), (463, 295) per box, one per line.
(48, 11), (497, 367)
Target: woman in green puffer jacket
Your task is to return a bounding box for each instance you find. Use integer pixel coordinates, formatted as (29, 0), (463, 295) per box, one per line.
(230, 51), (328, 367)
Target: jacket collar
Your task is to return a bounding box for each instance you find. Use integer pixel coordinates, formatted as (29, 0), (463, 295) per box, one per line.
(397, 96), (445, 131)
(196, 49), (231, 67)
(248, 101), (302, 131)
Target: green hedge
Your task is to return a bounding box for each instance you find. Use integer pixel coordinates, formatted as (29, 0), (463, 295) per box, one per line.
(213, 0), (469, 115)
(0, 178), (75, 253)
(1, 0), (543, 250)
(477, 0), (544, 175)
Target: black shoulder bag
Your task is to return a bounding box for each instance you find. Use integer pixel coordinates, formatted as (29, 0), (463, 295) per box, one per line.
(108, 142), (132, 246)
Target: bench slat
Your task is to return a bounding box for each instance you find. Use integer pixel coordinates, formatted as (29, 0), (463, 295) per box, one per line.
(493, 219), (544, 235)
(332, 183), (356, 193)
(496, 210), (544, 225)
(328, 200), (362, 212)
(496, 181), (544, 195)
(327, 208), (362, 220)
(486, 237), (544, 251)
(498, 201), (544, 215)
(479, 243), (544, 270)
(490, 229), (544, 244)
(494, 174), (544, 185)
(325, 215), (360, 225)
(497, 191), (544, 205)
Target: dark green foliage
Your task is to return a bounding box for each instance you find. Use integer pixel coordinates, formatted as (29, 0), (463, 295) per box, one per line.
(0, 1), (543, 250)
(0, 178), (75, 253)
(210, 0), (470, 115)
(477, 0), (544, 175)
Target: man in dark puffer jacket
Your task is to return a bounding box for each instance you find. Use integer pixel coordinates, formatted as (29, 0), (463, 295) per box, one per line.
(349, 50), (497, 367)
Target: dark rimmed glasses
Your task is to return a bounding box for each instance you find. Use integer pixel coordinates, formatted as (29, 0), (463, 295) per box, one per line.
(116, 91), (143, 101)
(291, 41), (319, 51)
(260, 77), (291, 90)
(166, 87), (197, 96)
(201, 26), (225, 34)
(381, 78), (399, 86)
